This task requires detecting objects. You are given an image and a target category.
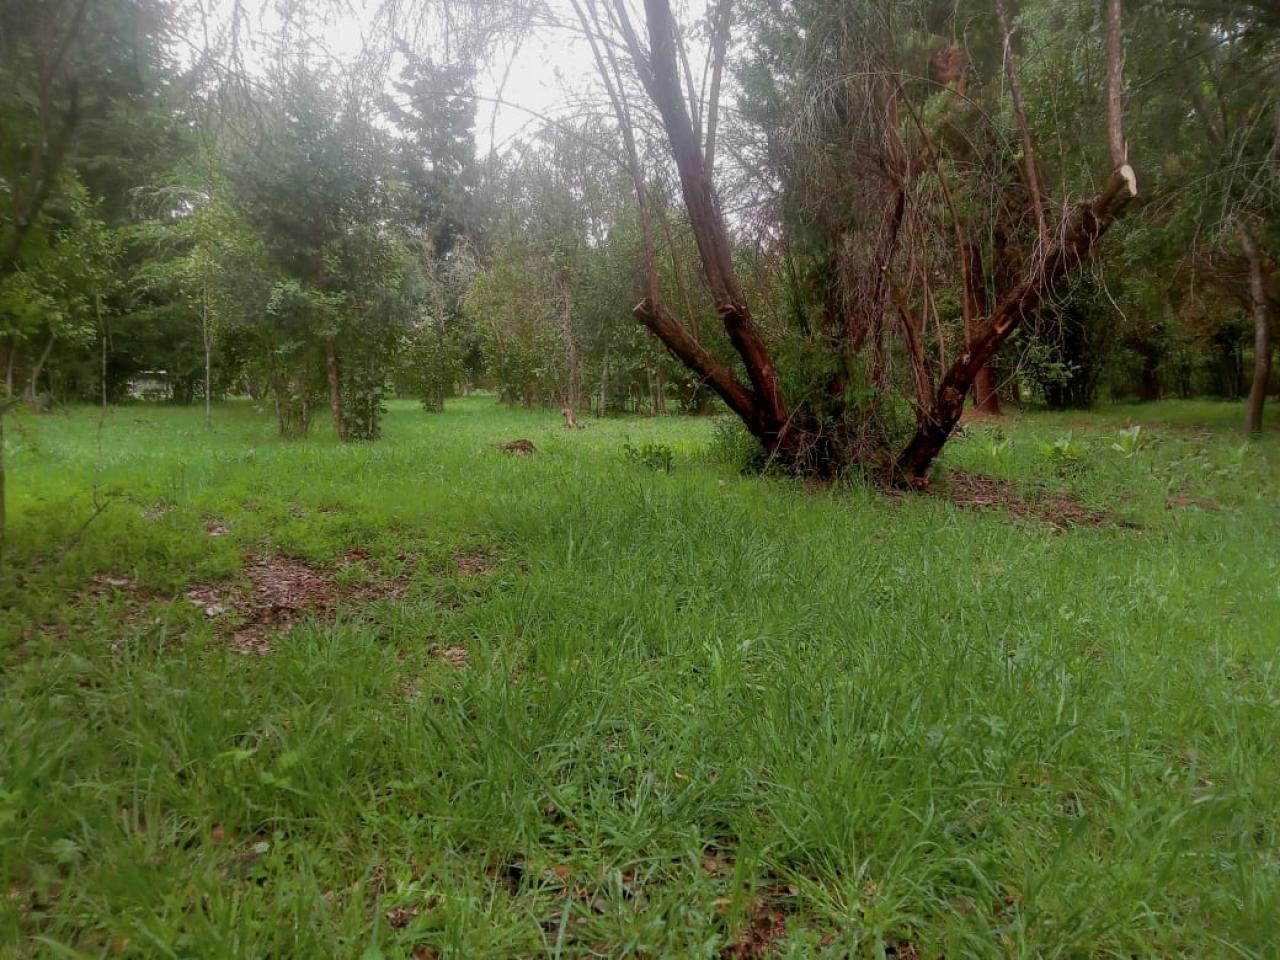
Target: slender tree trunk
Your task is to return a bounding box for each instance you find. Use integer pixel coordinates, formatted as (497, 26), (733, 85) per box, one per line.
(202, 277), (212, 431)
(1105, 0), (1128, 171)
(324, 336), (348, 441)
(97, 292), (107, 414)
(599, 348), (609, 416)
(0, 402), (10, 571)
(657, 205), (701, 342)
(1240, 226), (1272, 433)
(888, 280), (934, 424)
(556, 271), (581, 413)
(24, 333), (55, 406)
(963, 242), (1000, 414)
(0, 336), (13, 396)
(704, 0), (732, 171)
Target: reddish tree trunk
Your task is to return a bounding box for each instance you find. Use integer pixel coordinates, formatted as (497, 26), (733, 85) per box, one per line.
(640, 0), (788, 444)
(963, 241), (1000, 415)
(897, 167), (1137, 483)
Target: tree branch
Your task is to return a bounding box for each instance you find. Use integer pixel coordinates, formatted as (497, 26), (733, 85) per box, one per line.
(1106, 0), (1128, 169)
(896, 166), (1137, 482)
(640, 0), (788, 439)
(704, 0), (732, 171)
(995, 0), (1049, 245)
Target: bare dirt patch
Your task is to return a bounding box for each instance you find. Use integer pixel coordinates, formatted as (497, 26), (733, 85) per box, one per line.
(451, 552), (492, 576)
(434, 645), (471, 669)
(90, 574), (138, 593)
(937, 471), (1121, 532)
(186, 553), (408, 655)
(1165, 493), (1222, 511)
(720, 885), (792, 959)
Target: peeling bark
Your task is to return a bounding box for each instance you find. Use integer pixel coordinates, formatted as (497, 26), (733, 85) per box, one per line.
(633, 297), (756, 427)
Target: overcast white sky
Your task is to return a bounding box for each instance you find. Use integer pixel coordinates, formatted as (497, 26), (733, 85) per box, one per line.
(194, 0), (711, 154)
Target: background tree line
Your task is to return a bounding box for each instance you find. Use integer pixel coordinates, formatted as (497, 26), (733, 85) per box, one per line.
(0, 0), (1275, 452)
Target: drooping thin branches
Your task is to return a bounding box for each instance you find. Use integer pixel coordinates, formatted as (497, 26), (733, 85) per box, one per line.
(895, 0), (1138, 483)
(704, 0), (732, 171)
(995, 0), (1048, 245)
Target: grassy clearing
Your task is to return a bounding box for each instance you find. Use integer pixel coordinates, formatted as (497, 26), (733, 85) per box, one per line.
(2, 397), (1279, 958)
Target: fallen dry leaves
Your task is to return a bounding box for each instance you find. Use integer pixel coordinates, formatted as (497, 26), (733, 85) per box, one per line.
(434, 645), (471, 669)
(936, 471), (1121, 532)
(720, 885), (792, 959)
(451, 552), (491, 576)
(1165, 493), (1222, 511)
(185, 552), (409, 655)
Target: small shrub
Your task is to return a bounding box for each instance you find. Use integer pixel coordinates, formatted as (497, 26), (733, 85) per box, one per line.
(1041, 431), (1090, 477)
(623, 439), (674, 473)
(706, 416), (765, 473)
(1109, 425), (1151, 457)
(982, 424), (1013, 462)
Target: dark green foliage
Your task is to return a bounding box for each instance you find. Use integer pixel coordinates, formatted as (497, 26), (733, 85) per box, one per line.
(340, 353), (388, 441)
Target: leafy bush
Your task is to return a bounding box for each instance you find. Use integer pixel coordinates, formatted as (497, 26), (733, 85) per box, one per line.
(1041, 431), (1090, 477)
(341, 354), (388, 441)
(622, 439), (674, 473)
(1021, 340), (1082, 407)
(706, 416), (765, 473)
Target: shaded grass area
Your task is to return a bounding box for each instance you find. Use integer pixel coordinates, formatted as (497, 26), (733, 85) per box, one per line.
(2, 397), (1278, 957)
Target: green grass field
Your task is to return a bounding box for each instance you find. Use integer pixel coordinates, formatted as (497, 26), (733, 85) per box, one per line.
(2, 397), (1278, 958)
